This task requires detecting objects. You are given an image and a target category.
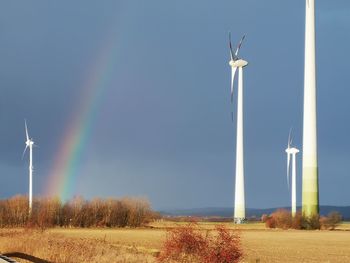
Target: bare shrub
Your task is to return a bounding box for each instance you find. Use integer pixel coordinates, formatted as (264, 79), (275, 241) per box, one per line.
(204, 225), (242, 263)
(320, 212), (342, 230)
(123, 198), (152, 228)
(158, 223), (206, 262)
(271, 209), (292, 229)
(30, 197), (62, 231)
(319, 216), (328, 230)
(291, 212), (302, 230)
(158, 223), (242, 263)
(1, 195), (28, 227)
(265, 216), (276, 228)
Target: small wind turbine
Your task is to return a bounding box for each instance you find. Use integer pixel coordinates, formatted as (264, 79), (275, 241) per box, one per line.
(23, 120), (35, 214)
(285, 131), (299, 217)
(229, 33), (248, 224)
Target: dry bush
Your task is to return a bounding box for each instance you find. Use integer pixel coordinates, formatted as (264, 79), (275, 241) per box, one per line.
(291, 212), (303, 230)
(271, 209), (292, 230)
(158, 223), (242, 263)
(204, 225), (242, 263)
(319, 217), (328, 230)
(30, 197), (62, 231)
(265, 216), (276, 228)
(320, 212), (342, 230)
(157, 223), (206, 262)
(0, 196), (28, 227)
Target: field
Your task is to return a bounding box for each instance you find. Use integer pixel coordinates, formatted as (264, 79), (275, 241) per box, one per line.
(0, 222), (350, 262)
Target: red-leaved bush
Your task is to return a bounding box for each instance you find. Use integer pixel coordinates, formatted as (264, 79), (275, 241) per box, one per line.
(157, 223), (242, 263)
(264, 216), (276, 228)
(157, 223), (207, 262)
(204, 225), (242, 263)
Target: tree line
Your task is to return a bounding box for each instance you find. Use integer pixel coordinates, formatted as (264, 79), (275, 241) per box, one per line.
(0, 195), (159, 229)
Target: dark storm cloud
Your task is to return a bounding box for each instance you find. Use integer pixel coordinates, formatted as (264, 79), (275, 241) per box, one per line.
(0, 0), (349, 209)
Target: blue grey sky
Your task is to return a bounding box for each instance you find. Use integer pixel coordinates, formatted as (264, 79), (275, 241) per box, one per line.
(0, 0), (349, 209)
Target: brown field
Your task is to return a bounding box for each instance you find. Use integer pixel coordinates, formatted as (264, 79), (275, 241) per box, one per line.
(0, 222), (350, 262)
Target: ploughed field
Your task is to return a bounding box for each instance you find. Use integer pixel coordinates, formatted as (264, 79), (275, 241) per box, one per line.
(0, 222), (349, 262)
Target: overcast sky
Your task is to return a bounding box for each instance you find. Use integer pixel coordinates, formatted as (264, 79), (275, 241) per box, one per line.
(0, 0), (349, 210)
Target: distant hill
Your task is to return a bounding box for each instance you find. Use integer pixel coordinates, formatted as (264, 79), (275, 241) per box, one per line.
(160, 206), (350, 220)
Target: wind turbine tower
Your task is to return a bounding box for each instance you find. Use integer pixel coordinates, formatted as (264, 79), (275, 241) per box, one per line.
(302, 0), (319, 217)
(286, 133), (300, 217)
(23, 121), (35, 214)
(229, 34), (248, 224)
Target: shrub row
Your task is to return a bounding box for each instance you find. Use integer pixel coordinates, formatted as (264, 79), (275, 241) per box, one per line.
(0, 195), (158, 229)
(262, 209), (342, 230)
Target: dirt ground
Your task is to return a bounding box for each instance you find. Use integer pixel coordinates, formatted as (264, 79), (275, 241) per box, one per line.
(0, 222), (349, 262)
(48, 222), (350, 262)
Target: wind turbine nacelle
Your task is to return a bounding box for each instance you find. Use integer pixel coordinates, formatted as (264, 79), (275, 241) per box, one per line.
(26, 140), (34, 146)
(286, 147), (300, 154)
(229, 59), (248, 68)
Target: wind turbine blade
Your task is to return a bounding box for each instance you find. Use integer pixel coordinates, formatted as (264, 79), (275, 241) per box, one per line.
(229, 32), (234, 61)
(286, 129), (292, 189)
(235, 35), (246, 57)
(288, 128), (292, 148)
(25, 120), (29, 141)
(22, 145), (28, 160)
(288, 128), (293, 148)
(231, 67), (237, 103)
(287, 153), (290, 189)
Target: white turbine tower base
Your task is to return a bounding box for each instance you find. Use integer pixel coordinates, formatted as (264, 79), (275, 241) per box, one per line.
(302, 0), (319, 217)
(234, 64), (247, 224)
(23, 121), (35, 214)
(228, 34), (248, 224)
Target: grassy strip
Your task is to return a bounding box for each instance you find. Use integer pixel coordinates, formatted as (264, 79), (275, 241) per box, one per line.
(0, 229), (155, 263)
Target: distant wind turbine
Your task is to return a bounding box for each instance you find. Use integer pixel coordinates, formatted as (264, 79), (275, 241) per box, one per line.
(229, 33), (248, 224)
(23, 120), (35, 214)
(285, 131), (299, 217)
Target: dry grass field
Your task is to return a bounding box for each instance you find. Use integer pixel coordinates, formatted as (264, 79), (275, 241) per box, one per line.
(0, 222), (349, 262)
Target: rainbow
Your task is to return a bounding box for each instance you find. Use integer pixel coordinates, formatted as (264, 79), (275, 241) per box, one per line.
(46, 34), (120, 200)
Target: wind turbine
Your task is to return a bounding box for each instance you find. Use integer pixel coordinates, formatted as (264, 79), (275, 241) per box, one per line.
(302, 0), (319, 217)
(229, 33), (248, 224)
(286, 132), (300, 217)
(23, 120), (35, 214)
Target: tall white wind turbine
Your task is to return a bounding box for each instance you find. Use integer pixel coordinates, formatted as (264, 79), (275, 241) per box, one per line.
(302, 0), (319, 217)
(23, 120), (35, 214)
(286, 132), (299, 217)
(229, 34), (248, 224)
